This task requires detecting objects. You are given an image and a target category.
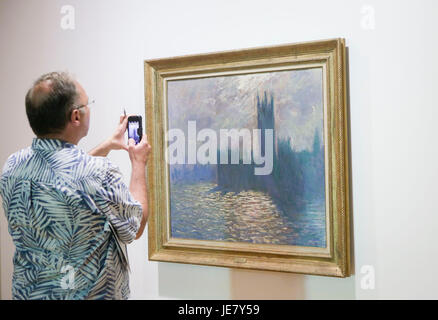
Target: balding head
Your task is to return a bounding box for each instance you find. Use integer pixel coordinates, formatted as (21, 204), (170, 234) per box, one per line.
(25, 71), (79, 136)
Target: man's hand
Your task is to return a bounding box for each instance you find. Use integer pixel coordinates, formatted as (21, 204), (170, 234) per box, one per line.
(88, 114), (129, 157)
(128, 133), (151, 166)
(107, 115), (129, 152)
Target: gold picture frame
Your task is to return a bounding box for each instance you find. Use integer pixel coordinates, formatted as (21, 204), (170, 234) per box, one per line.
(144, 38), (351, 277)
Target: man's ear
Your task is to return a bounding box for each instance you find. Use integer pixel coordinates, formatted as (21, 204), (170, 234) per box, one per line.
(70, 109), (81, 126)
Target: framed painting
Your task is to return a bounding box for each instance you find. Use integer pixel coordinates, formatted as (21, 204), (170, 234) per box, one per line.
(144, 38), (351, 277)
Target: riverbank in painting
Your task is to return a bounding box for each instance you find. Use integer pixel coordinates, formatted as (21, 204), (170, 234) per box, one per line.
(170, 182), (326, 248)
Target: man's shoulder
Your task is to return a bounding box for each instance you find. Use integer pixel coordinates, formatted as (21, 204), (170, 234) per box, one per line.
(75, 153), (124, 185)
(0, 147), (34, 197)
(81, 153), (114, 173)
(90, 156), (123, 180)
(1, 147), (33, 177)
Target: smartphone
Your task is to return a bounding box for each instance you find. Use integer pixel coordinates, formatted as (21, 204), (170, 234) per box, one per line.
(127, 115), (143, 145)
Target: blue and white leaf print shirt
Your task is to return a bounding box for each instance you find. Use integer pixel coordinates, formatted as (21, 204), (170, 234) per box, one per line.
(0, 138), (143, 300)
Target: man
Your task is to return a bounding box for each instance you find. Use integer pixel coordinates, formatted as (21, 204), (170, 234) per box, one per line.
(0, 71), (151, 299)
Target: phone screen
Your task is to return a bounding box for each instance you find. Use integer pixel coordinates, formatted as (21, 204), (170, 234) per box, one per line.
(128, 116), (142, 145)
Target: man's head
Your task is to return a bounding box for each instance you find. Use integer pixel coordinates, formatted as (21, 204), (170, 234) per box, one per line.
(25, 71), (91, 143)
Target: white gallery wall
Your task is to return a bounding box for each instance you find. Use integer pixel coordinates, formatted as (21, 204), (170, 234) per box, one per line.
(1, 0), (437, 299)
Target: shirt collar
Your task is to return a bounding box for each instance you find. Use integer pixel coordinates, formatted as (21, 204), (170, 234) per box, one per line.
(31, 138), (76, 151)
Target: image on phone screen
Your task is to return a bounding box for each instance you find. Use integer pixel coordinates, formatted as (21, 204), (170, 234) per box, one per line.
(128, 120), (141, 144)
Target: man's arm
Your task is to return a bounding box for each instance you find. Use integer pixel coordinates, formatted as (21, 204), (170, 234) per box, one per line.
(130, 162), (148, 239)
(127, 135), (151, 239)
(88, 139), (113, 157)
(88, 115), (129, 157)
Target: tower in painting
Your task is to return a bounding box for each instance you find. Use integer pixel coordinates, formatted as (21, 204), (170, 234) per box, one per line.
(256, 91), (277, 161)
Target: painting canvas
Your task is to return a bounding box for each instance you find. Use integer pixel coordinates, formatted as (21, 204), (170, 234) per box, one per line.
(167, 68), (327, 248)
(145, 38), (351, 277)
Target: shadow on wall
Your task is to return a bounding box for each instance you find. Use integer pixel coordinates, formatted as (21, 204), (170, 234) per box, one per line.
(157, 262), (356, 300)
(158, 262), (231, 299)
(230, 269), (306, 299)
(230, 269), (356, 300)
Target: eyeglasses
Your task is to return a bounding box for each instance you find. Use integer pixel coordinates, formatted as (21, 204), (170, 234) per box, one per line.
(73, 99), (95, 110)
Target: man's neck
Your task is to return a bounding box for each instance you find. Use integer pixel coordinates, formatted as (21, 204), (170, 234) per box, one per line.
(37, 133), (80, 145)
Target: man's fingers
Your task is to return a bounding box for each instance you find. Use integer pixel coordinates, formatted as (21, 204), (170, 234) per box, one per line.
(121, 114), (139, 124)
(121, 116), (128, 131)
(128, 138), (136, 148)
(140, 133), (148, 144)
(119, 114), (128, 125)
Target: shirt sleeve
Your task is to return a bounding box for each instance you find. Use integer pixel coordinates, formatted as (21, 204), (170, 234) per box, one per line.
(96, 159), (143, 244)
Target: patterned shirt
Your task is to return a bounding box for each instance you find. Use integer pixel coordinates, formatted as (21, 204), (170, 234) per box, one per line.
(0, 138), (143, 300)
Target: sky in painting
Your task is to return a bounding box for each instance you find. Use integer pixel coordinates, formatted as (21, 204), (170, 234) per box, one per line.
(167, 67), (323, 151)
